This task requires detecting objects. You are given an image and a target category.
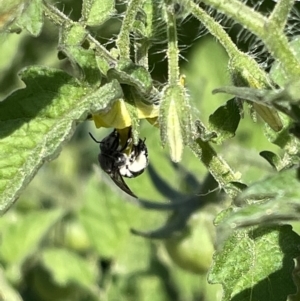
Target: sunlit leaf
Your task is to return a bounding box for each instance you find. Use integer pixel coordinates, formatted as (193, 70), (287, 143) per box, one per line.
(16, 0), (43, 36)
(208, 225), (300, 301)
(0, 0), (29, 31)
(107, 58), (153, 96)
(0, 66), (123, 213)
(81, 0), (115, 26)
(58, 23), (101, 85)
(159, 84), (192, 162)
(221, 168), (300, 229)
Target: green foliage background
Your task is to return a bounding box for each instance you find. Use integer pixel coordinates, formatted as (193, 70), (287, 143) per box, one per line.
(1, 0), (300, 301)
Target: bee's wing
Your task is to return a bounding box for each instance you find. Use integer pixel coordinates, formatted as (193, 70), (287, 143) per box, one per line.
(109, 170), (137, 198)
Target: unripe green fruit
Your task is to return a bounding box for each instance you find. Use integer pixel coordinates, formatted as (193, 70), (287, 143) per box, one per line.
(164, 210), (216, 274)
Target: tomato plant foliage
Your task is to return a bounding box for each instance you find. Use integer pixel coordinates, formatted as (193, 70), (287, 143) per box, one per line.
(1, 0), (300, 301)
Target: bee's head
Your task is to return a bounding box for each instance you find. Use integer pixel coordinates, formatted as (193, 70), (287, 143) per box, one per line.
(100, 130), (120, 152)
(90, 127), (135, 154)
(89, 130), (120, 152)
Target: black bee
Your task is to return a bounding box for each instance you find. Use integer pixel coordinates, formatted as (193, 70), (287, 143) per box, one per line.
(89, 128), (148, 198)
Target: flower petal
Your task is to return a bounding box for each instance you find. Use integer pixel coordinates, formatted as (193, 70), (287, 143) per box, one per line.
(93, 99), (132, 129)
(92, 97), (160, 129)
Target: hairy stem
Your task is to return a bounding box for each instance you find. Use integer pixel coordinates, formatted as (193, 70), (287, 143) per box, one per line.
(200, 0), (300, 79)
(188, 0), (270, 86)
(188, 0), (283, 131)
(43, 0), (74, 26)
(42, 1), (116, 64)
(116, 0), (144, 58)
(189, 139), (242, 199)
(165, 3), (180, 85)
(268, 0), (295, 32)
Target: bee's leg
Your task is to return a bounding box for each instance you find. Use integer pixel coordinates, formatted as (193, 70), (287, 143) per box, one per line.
(132, 137), (147, 155)
(119, 126), (133, 152)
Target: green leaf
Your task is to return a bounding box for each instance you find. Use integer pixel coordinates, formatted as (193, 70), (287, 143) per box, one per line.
(0, 66), (123, 213)
(106, 273), (168, 301)
(140, 0), (162, 40)
(212, 86), (283, 132)
(0, 209), (64, 265)
(107, 58), (153, 96)
(95, 54), (111, 76)
(16, 0), (43, 36)
(0, 0), (29, 31)
(41, 248), (99, 289)
(131, 275), (169, 301)
(171, 267), (216, 301)
(0, 34), (23, 76)
(58, 23), (101, 85)
(208, 98), (241, 144)
(81, 0), (116, 26)
(208, 225), (300, 301)
(0, 268), (23, 301)
(183, 38), (230, 122)
(238, 167), (300, 204)
(270, 36), (300, 87)
(78, 175), (138, 258)
(222, 168), (300, 229)
(159, 84), (192, 162)
(161, 96), (183, 162)
(115, 234), (151, 272)
(259, 150), (281, 170)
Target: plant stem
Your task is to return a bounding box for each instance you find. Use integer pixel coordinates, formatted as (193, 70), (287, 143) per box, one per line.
(116, 0), (144, 58)
(189, 139), (242, 199)
(268, 0), (295, 32)
(189, 1), (238, 58)
(42, 1), (116, 65)
(134, 41), (149, 68)
(199, 0), (300, 79)
(43, 0), (73, 26)
(188, 1), (270, 86)
(165, 4), (180, 85)
(188, 0), (283, 131)
(86, 35), (116, 64)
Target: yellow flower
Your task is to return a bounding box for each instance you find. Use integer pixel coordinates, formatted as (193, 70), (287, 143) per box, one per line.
(92, 98), (159, 129)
